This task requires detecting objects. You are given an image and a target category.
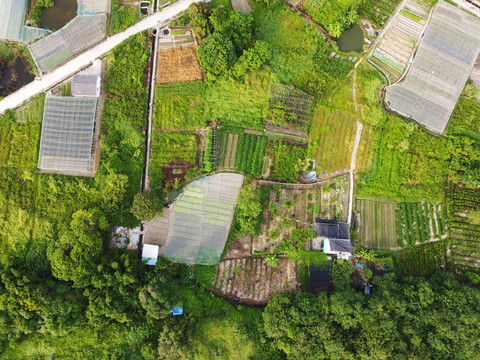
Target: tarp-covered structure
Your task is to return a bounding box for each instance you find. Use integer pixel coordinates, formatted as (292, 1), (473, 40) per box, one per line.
(385, 1), (480, 134)
(38, 96), (97, 173)
(164, 173), (244, 265)
(0, 0), (27, 41)
(77, 0), (110, 14)
(29, 14), (106, 73)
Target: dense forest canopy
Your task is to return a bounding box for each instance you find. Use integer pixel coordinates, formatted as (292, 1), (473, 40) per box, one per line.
(0, 0), (480, 358)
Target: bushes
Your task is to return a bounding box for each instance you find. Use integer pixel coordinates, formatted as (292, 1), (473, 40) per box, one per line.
(202, 129), (215, 173)
(269, 141), (307, 182)
(154, 82), (206, 131)
(394, 241), (447, 277)
(234, 134), (267, 176)
(110, 0), (141, 34)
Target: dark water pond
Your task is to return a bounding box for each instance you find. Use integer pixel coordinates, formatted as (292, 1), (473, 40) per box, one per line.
(0, 58), (35, 97)
(337, 23), (364, 53)
(40, 0), (78, 31)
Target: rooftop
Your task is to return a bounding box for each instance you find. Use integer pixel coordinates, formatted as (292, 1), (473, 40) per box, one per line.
(38, 96), (97, 173)
(385, 1), (480, 134)
(164, 173), (244, 265)
(0, 0), (27, 41)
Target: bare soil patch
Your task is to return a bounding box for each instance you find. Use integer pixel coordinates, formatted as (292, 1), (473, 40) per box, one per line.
(162, 160), (193, 182)
(156, 46), (204, 84)
(212, 257), (298, 305)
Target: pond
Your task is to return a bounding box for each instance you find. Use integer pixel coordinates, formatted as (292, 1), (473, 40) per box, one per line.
(0, 58), (35, 98)
(337, 23), (364, 53)
(40, 0), (78, 31)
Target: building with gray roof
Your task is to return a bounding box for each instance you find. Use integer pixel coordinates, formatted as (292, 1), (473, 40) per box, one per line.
(72, 74), (100, 97)
(38, 96), (97, 173)
(0, 0), (27, 41)
(384, 1), (480, 135)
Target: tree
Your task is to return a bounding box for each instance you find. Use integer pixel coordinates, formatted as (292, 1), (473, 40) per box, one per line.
(131, 190), (164, 221)
(197, 33), (237, 76)
(47, 210), (103, 287)
(187, 2), (212, 39)
(265, 254), (279, 267)
(139, 275), (180, 320)
(331, 259), (353, 290)
(235, 184), (262, 235)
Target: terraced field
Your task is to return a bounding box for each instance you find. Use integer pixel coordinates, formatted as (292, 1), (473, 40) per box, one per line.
(356, 199), (398, 249)
(212, 257), (298, 304)
(369, 0), (430, 83)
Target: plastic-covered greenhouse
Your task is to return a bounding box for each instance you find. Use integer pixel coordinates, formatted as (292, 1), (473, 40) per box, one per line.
(385, 1), (480, 135)
(0, 0), (27, 41)
(29, 14), (107, 73)
(164, 173), (244, 265)
(77, 0), (110, 14)
(38, 96), (97, 173)
(20, 26), (51, 44)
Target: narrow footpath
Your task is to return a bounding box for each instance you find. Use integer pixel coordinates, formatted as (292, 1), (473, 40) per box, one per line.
(0, 0), (199, 114)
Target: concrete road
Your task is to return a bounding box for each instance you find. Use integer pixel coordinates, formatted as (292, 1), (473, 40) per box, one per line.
(0, 0), (198, 114)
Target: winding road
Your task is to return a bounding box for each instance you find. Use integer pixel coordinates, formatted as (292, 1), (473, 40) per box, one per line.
(0, 0), (199, 114)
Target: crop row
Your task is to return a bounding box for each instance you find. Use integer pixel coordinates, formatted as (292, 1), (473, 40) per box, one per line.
(202, 129), (215, 173)
(396, 202), (447, 246)
(234, 134), (267, 177)
(395, 240), (447, 277)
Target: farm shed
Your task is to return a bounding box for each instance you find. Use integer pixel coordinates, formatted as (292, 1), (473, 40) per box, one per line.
(313, 221), (350, 240)
(384, 0), (480, 135)
(142, 244), (159, 265)
(164, 173), (244, 265)
(323, 238), (354, 260)
(0, 0), (27, 41)
(38, 96), (97, 173)
(29, 14), (107, 73)
(72, 75), (100, 97)
(77, 0), (110, 14)
(309, 263), (331, 288)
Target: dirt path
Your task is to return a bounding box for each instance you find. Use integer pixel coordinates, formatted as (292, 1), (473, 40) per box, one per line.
(224, 133), (233, 168)
(229, 134), (239, 169)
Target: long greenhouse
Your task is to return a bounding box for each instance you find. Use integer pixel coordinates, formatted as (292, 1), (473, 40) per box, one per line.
(38, 96), (98, 173)
(384, 0), (480, 135)
(0, 0), (27, 41)
(164, 173), (245, 265)
(29, 14), (107, 73)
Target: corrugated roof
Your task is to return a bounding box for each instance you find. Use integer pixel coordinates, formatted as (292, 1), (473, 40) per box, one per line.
(72, 74), (100, 97)
(0, 0), (27, 41)
(314, 222), (350, 240)
(385, 1), (480, 134)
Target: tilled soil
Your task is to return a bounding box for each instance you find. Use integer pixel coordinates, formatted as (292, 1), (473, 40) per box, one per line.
(156, 46), (204, 84)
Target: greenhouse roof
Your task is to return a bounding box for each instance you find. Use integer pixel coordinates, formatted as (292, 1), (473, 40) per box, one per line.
(77, 0), (110, 14)
(29, 14), (106, 73)
(385, 1), (480, 134)
(164, 173), (244, 265)
(38, 96), (97, 173)
(0, 0), (27, 41)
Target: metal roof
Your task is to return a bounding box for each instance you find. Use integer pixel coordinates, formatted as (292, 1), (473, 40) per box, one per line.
(385, 1), (480, 134)
(38, 96), (97, 173)
(314, 222), (350, 240)
(0, 0), (27, 41)
(72, 74), (100, 97)
(77, 0), (110, 14)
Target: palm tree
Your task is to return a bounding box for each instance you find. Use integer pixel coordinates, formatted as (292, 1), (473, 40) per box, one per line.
(265, 254), (279, 267)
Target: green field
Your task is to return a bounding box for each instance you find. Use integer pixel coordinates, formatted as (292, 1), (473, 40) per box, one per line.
(396, 202), (447, 247)
(0, 95), (44, 169)
(154, 82), (206, 131)
(308, 107), (356, 172)
(356, 199), (398, 249)
(234, 134), (268, 177)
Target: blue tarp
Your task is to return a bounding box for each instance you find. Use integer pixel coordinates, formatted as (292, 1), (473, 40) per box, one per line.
(356, 264), (365, 269)
(170, 306), (183, 316)
(142, 257), (157, 266)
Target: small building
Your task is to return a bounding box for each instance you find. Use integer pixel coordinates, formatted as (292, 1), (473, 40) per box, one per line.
(309, 262), (331, 288)
(72, 74), (101, 97)
(142, 244), (159, 265)
(311, 220), (353, 260)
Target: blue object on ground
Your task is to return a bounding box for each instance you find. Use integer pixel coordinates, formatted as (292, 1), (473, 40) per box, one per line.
(170, 306), (183, 316)
(356, 263), (365, 269)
